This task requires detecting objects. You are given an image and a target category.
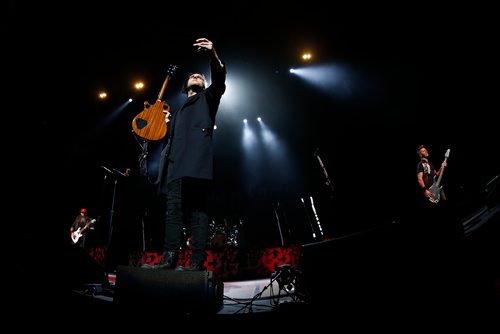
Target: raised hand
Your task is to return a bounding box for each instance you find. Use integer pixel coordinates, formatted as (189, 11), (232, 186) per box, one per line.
(193, 38), (214, 53)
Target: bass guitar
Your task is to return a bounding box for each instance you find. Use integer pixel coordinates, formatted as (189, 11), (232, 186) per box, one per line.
(71, 219), (96, 244)
(132, 64), (178, 141)
(428, 148), (450, 204)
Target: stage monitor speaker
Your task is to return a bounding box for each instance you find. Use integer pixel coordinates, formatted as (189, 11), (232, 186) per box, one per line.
(297, 226), (403, 312)
(114, 266), (224, 314)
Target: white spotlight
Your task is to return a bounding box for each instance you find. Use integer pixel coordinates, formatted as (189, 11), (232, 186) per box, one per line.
(243, 119), (248, 124)
(128, 98), (133, 102)
(257, 117), (262, 122)
(289, 68), (296, 73)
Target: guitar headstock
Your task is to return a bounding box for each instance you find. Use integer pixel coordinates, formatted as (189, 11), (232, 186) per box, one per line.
(167, 64), (178, 77)
(445, 149), (450, 158)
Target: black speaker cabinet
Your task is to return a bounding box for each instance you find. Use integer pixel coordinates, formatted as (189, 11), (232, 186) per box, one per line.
(297, 226), (404, 312)
(114, 266), (224, 314)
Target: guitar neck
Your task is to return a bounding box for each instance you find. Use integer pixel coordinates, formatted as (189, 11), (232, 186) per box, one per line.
(157, 75), (171, 101)
(82, 219), (95, 232)
(156, 65), (178, 100)
(435, 157), (447, 186)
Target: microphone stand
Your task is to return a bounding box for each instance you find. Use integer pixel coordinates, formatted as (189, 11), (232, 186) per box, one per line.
(100, 166), (118, 253)
(314, 149), (334, 196)
(272, 202), (285, 247)
(100, 166), (129, 271)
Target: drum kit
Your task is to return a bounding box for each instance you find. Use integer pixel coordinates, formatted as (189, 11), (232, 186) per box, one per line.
(181, 218), (243, 249)
(209, 219), (242, 248)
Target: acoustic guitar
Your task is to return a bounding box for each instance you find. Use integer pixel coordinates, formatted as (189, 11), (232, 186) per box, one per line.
(132, 64), (178, 141)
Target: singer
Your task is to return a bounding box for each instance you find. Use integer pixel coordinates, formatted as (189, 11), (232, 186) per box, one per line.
(143, 38), (226, 271)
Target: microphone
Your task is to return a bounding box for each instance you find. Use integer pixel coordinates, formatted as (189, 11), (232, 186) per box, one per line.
(112, 168), (130, 177)
(101, 165), (114, 174)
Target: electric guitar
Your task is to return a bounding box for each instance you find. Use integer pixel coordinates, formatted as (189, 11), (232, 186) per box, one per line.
(71, 219), (96, 244)
(428, 149), (450, 204)
(132, 64), (178, 141)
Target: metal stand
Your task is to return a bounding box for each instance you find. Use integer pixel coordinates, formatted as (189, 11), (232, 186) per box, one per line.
(100, 166), (130, 272)
(107, 178), (118, 250)
(233, 264), (302, 314)
(314, 148), (334, 196)
(272, 202), (285, 247)
(300, 197), (318, 240)
(101, 166), (119, 251)
(141, 212), (147, 252)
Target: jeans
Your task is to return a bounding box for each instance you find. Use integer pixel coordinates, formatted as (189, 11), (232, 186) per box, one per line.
(164, 177), (211, 265)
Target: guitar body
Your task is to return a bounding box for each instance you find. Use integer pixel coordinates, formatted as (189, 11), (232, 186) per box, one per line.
(132, 64), (177, 142)
(71, 228), (83, 244)
(71, 219), (95, 244)
(428, 182), (442, 204)
(427, 148), (450, 204)
(132, 100), (169, 141)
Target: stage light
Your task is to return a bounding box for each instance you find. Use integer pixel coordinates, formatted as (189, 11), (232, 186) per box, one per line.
(134, 82), (145, 90)
(302, 53), (312, 61)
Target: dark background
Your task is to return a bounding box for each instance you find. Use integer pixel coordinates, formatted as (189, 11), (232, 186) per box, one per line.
(7, 2), (498, 258)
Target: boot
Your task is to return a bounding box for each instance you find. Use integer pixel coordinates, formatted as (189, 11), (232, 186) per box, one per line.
(175, 263), (206, 271)
(156, 251), (179, 269)
(175, 256), (206, 271)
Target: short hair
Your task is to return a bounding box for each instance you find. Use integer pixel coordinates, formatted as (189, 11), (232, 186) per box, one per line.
(182, 72), (206, 93)
(417, 144), (425, 155)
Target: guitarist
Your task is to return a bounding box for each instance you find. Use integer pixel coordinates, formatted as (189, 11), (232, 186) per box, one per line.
(70, 208), (95, 248)
(416, 144), (447, 204)
(143, 38), (226, 271)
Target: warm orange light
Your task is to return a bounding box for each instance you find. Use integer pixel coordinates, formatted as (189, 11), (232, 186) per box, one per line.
(134, 81), (145, 90)
(302, 53), (312, 61)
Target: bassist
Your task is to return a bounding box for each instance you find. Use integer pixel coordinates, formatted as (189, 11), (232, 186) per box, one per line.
(414, 145), (464, 252)
(416, 144), (447, 203)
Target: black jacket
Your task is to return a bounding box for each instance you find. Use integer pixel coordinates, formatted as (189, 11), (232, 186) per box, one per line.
(156, 59), (226, 194)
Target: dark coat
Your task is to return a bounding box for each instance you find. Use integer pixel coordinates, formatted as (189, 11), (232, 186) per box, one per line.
(156, 60), (226, 194)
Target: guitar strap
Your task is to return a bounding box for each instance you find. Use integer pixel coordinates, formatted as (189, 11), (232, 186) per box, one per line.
(136, 112), (173, 184)
(419, 158), (433, 187)
(138, 139), (149, 178)
(422, 160), (431, 175)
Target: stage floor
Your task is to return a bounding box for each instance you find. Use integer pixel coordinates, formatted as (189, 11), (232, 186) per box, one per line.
(71, 276), (302, 316)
